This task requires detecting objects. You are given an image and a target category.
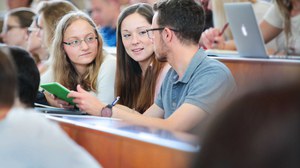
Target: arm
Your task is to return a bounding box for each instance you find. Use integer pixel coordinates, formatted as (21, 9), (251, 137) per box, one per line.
(68, 85), (205, 132)
(201, 27), (236, 50)
(260, 20), (282, 44)
(112, 103), (206, 132)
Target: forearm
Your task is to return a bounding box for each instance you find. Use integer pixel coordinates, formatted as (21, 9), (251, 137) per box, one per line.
(224, 40), (236, 50)
(111, 106), (173, 130)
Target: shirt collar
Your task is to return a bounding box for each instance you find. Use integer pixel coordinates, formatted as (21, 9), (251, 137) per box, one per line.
(173, 48), (207, 84)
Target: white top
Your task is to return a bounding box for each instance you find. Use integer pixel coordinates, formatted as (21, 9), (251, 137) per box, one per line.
(252, 0), (279, 51)
(264, 2), (300, 54)
(41, 54), (116, 104)
(0, 107), (101, 168)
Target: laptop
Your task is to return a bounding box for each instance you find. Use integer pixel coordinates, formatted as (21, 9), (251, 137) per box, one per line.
(223, 2), (269, 58)
(34, 103), (88, 115)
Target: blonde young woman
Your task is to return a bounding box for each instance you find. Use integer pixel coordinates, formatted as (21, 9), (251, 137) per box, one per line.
(33, 0), (78, 75)
(202, 0), (300, 55)
(40, 11), (116, 108)
(36, 0), (78, 50)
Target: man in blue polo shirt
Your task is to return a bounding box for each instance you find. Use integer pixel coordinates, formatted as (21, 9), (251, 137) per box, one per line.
(90, 0), (120, 47)
(69, 0), (236, 133)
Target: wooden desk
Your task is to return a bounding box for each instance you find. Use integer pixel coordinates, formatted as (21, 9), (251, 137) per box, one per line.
(213, 57), (300, 89)
(47, 115), (198, 168)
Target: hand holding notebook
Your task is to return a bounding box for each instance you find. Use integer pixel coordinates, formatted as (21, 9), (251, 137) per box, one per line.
(40, 82), (75, 105)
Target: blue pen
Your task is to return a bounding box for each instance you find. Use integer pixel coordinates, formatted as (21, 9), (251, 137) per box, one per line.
(111, 96), (120, 106)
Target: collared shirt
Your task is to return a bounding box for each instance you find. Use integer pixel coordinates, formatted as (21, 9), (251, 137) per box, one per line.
(155, 49), (236, 118)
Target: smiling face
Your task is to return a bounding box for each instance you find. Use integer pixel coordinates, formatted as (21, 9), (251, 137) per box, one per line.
(121, 13), (154, 68)
(63, 19), (98, 73)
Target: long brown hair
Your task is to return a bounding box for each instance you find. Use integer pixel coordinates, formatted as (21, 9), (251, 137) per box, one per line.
(116, 3), (164, 113)
(276, 0), (293, 49)
(51, 11), (104, 91)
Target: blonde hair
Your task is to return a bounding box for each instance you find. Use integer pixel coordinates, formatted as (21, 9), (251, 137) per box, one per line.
(212, 0), (257, 40)
(37, 0), (78, 48)
(51, 11), (104, 92)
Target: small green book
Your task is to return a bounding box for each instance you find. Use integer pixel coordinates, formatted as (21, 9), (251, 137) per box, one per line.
(40, 82), (75, 105)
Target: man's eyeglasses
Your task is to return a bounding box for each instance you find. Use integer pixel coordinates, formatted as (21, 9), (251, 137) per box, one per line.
(63, 36), (98, 47)
(146, 27), (179, 39)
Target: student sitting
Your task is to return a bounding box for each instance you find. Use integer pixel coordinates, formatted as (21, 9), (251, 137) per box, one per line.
(0, 46), (101, 168)
(68, 0), (236, 133)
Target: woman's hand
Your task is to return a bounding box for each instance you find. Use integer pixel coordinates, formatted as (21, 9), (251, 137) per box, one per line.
(68, 85), (105, 116)
(201, 27), (226, 49)
(44, 91), (74, 109)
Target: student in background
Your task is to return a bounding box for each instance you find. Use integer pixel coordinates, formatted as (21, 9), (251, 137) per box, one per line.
(115, 3), (170, 113)
(3, 46), (40, 108)
(209, 0), (271, 40)
(202, 0), (300, 55)
(27, 16), (49, 74)
(90, 0), (121, 47)
(198, 0), (213, 31)
(40, 11), (116, 108)
(194, 75), (300, 168)
(36, 0), (78, 51)
(5, 0), (33, 9)
(1, 7), (35, 49)
(68, 0), (235, 133)
(0, 46), (101, 168)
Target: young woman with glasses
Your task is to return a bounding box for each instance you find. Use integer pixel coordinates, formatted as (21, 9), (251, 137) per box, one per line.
(40, 11), (116, 108)
(67, 3), (170, 115)
(1, 7), (35, 49)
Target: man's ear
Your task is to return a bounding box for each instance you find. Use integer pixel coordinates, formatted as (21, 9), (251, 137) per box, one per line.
(162, 27), (174, 43)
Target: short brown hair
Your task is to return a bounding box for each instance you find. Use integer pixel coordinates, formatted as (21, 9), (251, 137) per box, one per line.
(0, 47), (17, 108)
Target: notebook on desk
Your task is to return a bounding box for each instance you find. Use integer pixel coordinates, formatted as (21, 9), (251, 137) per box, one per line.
(34, 105), (88, 115)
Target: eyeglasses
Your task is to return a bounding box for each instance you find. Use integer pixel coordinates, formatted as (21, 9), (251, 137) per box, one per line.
(2, 25), (22, 33)
(27, 27), (40, 34)
(63, 36), (98, 47)
(146, 27), (179, 39)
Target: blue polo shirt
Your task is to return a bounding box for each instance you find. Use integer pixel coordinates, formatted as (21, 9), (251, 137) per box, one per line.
(99, 26), (116, 47)
(155, 49), (236, 118)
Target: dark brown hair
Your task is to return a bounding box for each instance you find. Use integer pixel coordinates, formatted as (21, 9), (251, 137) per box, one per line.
(116, 3), (165, 113)
(8, 7), (36, 28)
(0, 47), (17, 108)
(153, 0), (205, 45)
